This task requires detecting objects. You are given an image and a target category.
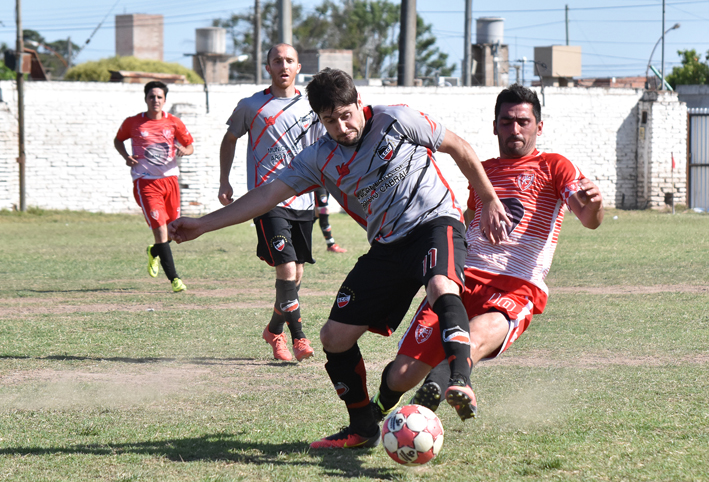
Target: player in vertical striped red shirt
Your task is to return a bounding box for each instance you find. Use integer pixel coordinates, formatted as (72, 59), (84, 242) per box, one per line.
(374, 83), (604, 421)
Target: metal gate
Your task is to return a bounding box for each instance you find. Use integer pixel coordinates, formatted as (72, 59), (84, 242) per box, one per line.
(689, 108), (709, 210)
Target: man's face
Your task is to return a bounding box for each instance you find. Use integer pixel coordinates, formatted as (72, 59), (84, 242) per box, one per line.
(145, 88), (166, 115)
(319, 99), (365, 147)
(265, 45), (301, 91)
(493, 102), (543, 159)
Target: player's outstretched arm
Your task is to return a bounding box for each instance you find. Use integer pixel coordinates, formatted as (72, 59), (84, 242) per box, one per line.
(113, 137), (138, 167)
(438, 130), (510, 244)
(568, 178), (604, 229)
(169, 179), (297, 243)
(218, 132), (238, 206)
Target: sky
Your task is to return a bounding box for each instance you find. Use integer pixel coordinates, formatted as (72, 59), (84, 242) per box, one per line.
(1, 0), (708, 83)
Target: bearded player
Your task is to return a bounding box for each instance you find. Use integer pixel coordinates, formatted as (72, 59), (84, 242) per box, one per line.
(370, 83), (604, 420)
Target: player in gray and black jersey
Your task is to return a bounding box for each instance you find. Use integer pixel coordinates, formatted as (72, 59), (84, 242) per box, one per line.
(218, 44), (324, 363)
(170, 68), (510, 449)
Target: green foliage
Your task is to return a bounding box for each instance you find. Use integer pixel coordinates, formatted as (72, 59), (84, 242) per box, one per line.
(666, 49), (709, 88)
(64, 56), (202, 83)
(214, 0), (454, 80)
(0, 60), (14, 80)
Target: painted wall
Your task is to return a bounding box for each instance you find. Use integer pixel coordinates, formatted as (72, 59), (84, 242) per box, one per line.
(0, 81), (687, 214)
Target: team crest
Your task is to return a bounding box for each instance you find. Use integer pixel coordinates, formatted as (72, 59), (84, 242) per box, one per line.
(337, 292), (351, 308)
(377, 142), (394, 161)
(272, 237), (287, 252)
(162, 129), (173, 140)
(516, 171), (535, 191)
(415, 325), (433, 344)
(280, 299), (299, 312)
(298, 113), (312, 130)
(150, 210), (160, 220)
(336, 163), (350, 177)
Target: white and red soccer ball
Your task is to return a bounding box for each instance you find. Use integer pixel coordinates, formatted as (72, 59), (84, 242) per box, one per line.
(382, 404), (444, 466)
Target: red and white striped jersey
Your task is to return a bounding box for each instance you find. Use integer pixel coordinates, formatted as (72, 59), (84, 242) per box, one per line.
(466, 150), (584, 312)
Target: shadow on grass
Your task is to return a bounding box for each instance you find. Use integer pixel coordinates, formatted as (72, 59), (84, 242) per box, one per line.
(0, 433), (396, 479)
(0, 354), (296, 367)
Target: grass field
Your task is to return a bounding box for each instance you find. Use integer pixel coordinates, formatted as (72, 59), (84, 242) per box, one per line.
(1, 208), (708, 481)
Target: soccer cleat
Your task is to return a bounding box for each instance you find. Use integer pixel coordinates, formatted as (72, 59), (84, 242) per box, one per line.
(262, 326), (292, 361)
(147, 245), (159, 278)
(410, 381), (442, 412)
(293, 338), (314, 361)
(445, 377), (478, 421)
(370, 391), (402, 423)
(310, 425), (381, 449)
(326, 243), (347, 253)
(171, 278), (186, 292)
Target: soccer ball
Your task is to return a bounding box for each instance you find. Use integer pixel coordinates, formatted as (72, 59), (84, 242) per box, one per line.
(381, 404), (444, 466)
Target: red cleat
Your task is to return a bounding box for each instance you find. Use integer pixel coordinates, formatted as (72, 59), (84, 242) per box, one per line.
(327, 243), (347, 253)
(293, 338), (314, 361)
(262, 326), (292, 361)
(310, 426), (380, 449)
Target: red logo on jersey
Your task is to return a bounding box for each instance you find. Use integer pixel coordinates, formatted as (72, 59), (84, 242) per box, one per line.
(415, 325), (433, 344)
(516, 172), (535, 191)
(336, 163), (350, 177)
(377, 143), (393, 161)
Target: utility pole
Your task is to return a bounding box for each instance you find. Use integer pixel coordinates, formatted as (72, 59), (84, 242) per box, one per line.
(660, 0), (666, 90)
(565, 5), (569, 45)
(16, 0), (26, 211)
(397, 0), (416, 86)
(278, 0), (292, 44)
(254, 0), (262, 83)
(463, 0), (472, 86)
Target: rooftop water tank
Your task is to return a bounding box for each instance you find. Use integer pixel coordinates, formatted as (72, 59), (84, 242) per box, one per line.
(196, 27), (226, 54)
(476, 17), (504, 45)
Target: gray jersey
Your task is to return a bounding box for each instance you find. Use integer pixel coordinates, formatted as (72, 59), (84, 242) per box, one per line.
(277, 104), (465, 244)
(227, 88), (324, 212)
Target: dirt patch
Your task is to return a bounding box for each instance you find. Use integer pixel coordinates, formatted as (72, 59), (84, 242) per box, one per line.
(485, 350), (709, 368)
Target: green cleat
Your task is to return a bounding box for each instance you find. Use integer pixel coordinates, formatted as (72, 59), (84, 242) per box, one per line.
(147, 245), (159, 278)
(370, 390), (402, 423)
(171, 278), (186, 293)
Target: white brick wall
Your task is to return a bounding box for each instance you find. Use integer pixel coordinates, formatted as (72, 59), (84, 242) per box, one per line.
(0, 80), (687, 213)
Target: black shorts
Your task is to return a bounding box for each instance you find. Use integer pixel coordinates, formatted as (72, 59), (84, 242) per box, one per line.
(328, 217), (466, 335)
(254, 214), (315, 266)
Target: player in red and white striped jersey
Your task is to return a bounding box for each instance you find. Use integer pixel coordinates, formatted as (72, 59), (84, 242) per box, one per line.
(373, 83), (604, 419)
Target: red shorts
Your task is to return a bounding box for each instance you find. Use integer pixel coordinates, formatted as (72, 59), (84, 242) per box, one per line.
(133, 176), (181, 229)
(398, 280), (536, 367)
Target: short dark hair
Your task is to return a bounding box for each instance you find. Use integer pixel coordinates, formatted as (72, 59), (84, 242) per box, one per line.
(266, 43), (298, 64)
(144, 81), (168, 98)
(494, 84), (541, 123)
(306, 68), (358, 116)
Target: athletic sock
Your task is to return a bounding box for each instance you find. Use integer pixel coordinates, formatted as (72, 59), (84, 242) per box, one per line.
(152, 242), (179, 281)
(324, 344), (377, 436)
(269, 279), (305, 341)
(423, 360), (452, 388)
(318, 213), (335, 245)
(377, 361), (406, 411)
(433, 293), (472, 386)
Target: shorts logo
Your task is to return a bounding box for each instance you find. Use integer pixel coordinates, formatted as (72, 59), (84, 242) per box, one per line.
(150, 210), (160, 221)
(280, 299), (299, 312)
(337, 292), (351, 308)
(334, 382), (349, 398)
(442, 327), (471, 345)
(272, 236), (287, 252)
(415, 325), (433, 344)
(377, 142), (394, 161)
(422, 248), (438, 276)
(516, 171), (535, 191)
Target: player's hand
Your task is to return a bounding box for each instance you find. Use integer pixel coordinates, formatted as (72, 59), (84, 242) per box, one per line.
(577, 178), (603, 205)
(168, 217), (205, 244)
(175, 145), (187, 158)
(218, 182), (234, 206)
(479, 199), (512, 245)
(124, 155), (138, 167)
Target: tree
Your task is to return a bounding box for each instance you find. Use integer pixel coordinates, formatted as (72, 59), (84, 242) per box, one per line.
(666, 49), (709, 88)
(213, 0), (454, 80)
(21, 29), (80, 79)
(64, 56), (202, 83)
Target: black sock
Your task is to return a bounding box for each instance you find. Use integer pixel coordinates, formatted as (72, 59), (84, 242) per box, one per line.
(432, 294), (472, 386)
(152, 242), (179, 281)
(268, 279), (305, 340)
(377, 361), (406, 411)
(423, 360), (451, 388)
(319, 214), (335, 245)
(324, 344), (377, 436)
